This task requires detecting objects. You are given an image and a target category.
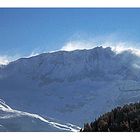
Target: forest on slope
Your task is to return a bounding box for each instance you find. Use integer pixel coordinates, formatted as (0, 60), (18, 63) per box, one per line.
(80, 102), (140, 132)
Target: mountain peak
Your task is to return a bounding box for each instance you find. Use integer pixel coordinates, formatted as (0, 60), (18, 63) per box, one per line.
(1, 46), (139, 83)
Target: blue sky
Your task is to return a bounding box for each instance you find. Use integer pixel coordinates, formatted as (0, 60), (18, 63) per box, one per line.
(1, 8), (140, 63)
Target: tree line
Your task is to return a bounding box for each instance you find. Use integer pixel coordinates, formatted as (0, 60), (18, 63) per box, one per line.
(80, 102), (140, 132)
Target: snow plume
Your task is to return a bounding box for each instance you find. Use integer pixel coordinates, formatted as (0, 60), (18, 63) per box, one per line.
(0, 56), (10, 65)
(103, 41), (140, 56)
(61, 40), (94, 51)
(28, 47), (47, 57)
(0, 54), (27, 65)
(0, 54), (23, 65)
(61, 40), (140, 57)
(28, 51), (40, 57)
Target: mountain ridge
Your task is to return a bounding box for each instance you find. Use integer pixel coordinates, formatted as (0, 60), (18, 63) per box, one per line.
(1, 46), (140, 127)
(1, 46), (139, 83)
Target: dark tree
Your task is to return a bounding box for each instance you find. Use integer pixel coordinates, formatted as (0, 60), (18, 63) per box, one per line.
(80, 102), (140, 132)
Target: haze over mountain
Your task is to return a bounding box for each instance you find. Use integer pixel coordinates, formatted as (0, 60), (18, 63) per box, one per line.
(1, 46), (140, 130)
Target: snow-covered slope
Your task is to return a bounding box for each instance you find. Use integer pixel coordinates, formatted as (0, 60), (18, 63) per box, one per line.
(0, 100), (80, 132)
(1, 46), (140, 128)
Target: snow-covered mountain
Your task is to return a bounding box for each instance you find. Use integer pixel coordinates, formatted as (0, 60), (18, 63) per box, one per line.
(1, 46), (140, 129)
(0, 100), (80, 132)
